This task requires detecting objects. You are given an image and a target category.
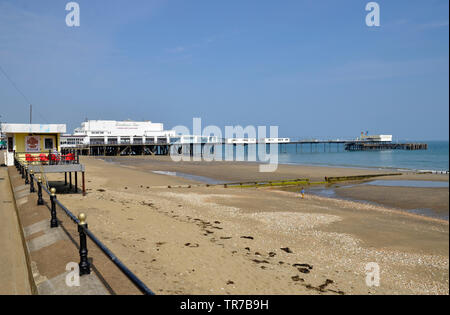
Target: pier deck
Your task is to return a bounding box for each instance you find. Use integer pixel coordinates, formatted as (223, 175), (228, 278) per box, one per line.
(63, 139), (428, 156)
(344, 142), (428, 151)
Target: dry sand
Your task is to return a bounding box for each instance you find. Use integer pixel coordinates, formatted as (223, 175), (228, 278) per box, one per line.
(46, 156), (449, 295)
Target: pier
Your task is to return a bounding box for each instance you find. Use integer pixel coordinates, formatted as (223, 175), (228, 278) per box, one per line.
(344, 142), (428, 151)
(64, 139), (429, 157)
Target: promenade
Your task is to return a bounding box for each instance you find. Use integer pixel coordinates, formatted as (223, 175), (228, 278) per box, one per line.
(4, 166), (111, 295)
(0, 167), (32, 294)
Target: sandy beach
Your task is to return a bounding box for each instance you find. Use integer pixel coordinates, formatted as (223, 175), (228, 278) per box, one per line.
(46, 156), (449, 295)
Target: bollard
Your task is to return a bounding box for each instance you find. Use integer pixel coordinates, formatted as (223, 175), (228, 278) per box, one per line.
(77, 213), (91, 276)
(29, 170), (35, 193)
(50, 188), (58, 228)
(37, 176), (44, 206)
(25, 166), (29, 185)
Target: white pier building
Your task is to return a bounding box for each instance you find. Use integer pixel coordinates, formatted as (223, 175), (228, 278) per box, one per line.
(61, 120), (176, 148)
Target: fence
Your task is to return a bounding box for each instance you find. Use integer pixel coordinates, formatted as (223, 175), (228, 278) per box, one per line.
(14, 157), (155, 295)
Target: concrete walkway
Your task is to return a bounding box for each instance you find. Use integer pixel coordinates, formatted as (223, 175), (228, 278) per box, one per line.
(0, 167), (32, 294)
(7, 166), (109, 295)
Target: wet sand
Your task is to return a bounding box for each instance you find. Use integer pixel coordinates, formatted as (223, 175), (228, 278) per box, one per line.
(98, 155), (449, 183)
(333, 185), (449, 220)
(46, 156), (449, 295)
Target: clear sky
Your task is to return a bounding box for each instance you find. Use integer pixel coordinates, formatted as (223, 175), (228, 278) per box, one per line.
(0, 0), (448, 140)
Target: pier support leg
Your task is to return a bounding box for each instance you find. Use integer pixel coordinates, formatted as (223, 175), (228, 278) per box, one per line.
(82, 172), (86, 196)
(69, 172), (72, 190)
(64, 172), (67, 186)
(75, 172), (78, 193)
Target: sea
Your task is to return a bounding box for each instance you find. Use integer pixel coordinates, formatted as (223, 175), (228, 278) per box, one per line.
(277, 140), (449, 172)
(196, 140), (449, 172)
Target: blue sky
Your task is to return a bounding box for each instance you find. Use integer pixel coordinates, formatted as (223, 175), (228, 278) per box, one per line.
(0, 0), (448, 140)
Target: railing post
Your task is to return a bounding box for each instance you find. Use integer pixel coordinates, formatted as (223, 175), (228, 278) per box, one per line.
(37, 176), (44, 206)
(50, 188), (58, 228)
(24, 166), (29, 185)
(29, 170), (35, 193)
(77, 213), (91, 276)
(21, 164), (25, 178)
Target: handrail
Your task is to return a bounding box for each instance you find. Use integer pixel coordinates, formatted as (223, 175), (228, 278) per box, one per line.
(14, 151), (79, 165)
(26, 167), (155, 295)
(81, 225), (155, 295)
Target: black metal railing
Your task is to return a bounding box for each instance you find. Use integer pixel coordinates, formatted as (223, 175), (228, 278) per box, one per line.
(15, 157), (154, 295)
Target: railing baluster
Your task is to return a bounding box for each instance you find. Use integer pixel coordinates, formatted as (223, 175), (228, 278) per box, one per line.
(37, 176), (44, 206)
(24, 166), (29, 185)
(50, 188), (58, 228)
(77, 213), (91, 276)
(29, 170), (35, 193)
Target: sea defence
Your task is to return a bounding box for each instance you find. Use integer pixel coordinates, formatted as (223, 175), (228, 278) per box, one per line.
(324, 173), (403, 183)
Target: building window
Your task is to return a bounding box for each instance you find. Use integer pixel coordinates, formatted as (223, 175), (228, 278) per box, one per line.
(44, 138), (54, 150)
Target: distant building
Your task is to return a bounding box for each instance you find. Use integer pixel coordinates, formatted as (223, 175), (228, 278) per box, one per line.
(61, 120), (176, 148)
(261, 138), (290, 143)
(359, 134), (392, 142)
(171, 135), (220, 144)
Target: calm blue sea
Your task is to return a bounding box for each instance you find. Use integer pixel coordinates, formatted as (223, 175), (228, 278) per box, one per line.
(276, 140), (449, 172)
(203, 141), (449, 172)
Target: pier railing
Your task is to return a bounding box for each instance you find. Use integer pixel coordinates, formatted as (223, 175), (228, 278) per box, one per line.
(14, 157), (154, 295)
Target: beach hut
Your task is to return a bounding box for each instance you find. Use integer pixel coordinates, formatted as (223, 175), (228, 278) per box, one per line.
(1, 123), (86, 194)
(1, 123), (66, 166)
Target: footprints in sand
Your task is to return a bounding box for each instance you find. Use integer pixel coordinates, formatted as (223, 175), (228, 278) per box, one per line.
(293, 263), (313, 274)
(291, 275), (304, 282)
(142, 197), (344, 295)
(304, 279), (344, 295)
(287, 262), (344, 294)
(252, 259), (270, 264)
(141, 201), (157, 209)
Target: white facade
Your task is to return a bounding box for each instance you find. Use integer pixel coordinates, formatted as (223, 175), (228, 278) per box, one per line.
(226, 138), (257, 144)
(172, 135), (220, 144)
(62, 120), (176, 147)
(261, 138), (290, 143)
(1, 123), (66, 134)
(360, 134), (392, 142)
